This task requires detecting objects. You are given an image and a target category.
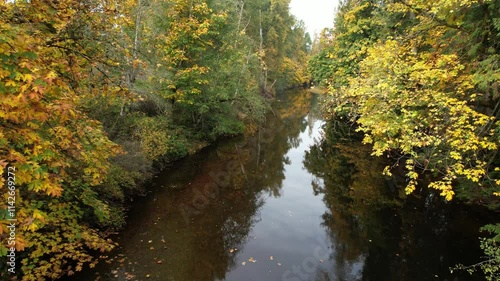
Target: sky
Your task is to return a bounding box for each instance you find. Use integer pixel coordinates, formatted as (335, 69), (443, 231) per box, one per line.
(289, 0), (339, 37)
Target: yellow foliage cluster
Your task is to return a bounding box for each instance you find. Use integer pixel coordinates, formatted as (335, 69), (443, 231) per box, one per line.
(1, 1), (124, 279)
(134, 117), (171, 160)
(347, 39), (497, 200)
(325, 0), (500, 201)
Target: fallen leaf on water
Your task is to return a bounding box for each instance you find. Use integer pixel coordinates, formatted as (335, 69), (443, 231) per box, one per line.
(124, 272), (135, 280)
(248, 257), (256, 263)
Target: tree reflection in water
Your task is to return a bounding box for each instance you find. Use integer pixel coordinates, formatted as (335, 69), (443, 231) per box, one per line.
(68, 91), (489, 281)
(67, 90), (320, 281)
(304, 120), (488, 281)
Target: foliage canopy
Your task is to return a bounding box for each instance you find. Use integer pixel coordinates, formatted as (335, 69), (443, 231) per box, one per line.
(0, 0), (310, 279)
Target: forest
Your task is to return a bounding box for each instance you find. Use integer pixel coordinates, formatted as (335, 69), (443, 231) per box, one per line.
(0, 0), (310, 279)
(1, 0), (499, 280)
(309, 0), (499, 279)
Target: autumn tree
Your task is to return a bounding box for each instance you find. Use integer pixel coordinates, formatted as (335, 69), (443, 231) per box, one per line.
(0, 0), (310, 279)
(0, 1), (127, 279)
(313, 0), (499, 279)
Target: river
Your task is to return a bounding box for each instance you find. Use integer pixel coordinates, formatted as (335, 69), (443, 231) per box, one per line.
(71, 90), (488, 281)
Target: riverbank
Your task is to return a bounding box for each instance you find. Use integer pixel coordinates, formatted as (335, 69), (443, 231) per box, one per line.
(62, 90), (496, 281)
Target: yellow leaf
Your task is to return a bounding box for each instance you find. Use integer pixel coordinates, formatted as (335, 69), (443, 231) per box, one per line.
(5, 80), (16, 87)
(22, 73), (34, 83)
(46, 71), (58, 79)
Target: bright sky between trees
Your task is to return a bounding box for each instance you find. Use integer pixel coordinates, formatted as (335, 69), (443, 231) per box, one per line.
(289, 0), (339, 37)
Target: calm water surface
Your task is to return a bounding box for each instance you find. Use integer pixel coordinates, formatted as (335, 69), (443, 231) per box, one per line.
(72, 90), (487, 281)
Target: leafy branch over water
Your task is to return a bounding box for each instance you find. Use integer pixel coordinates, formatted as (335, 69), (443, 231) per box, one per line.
(309, 0), (500, 279)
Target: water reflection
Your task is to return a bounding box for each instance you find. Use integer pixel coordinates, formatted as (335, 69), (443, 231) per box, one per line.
(69, 90), (487, 281)
(303, 121), (486, 281)
(69, 90), (321, 281)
